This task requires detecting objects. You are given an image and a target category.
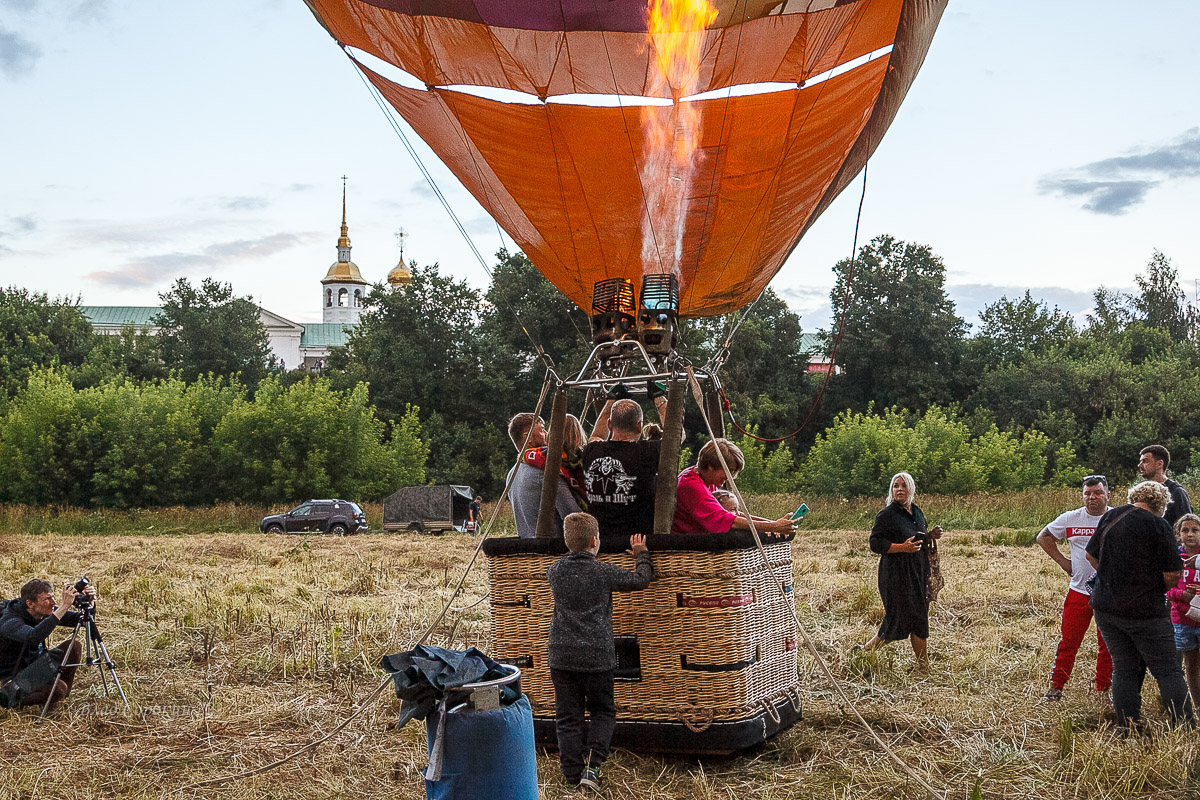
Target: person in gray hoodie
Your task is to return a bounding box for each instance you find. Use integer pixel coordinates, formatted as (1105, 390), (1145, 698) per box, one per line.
(546, 513), (652, 792)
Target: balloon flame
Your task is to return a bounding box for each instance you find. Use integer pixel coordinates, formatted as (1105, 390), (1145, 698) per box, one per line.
(641, 0), (717, 282)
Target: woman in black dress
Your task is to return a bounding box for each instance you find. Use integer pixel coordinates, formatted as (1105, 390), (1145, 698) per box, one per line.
(857, 472), (942, 671)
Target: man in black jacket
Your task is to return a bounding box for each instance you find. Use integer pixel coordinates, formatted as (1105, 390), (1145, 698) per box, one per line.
(1138, 444), (1193, 527)
(0, 579), (91, 709)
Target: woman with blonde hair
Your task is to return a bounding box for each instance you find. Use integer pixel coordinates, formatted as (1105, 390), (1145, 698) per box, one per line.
(856, 472), (943, 672)
(1086, 480), (1192, 728)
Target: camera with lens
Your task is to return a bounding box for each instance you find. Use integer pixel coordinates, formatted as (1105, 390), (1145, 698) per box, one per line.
(73, 576), (94, 609)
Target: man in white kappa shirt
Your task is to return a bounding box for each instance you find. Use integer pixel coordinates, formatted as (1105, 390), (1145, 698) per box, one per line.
(1036, 475), (1113, 702)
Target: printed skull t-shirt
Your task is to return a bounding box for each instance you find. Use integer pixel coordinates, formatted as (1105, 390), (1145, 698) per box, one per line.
(581, 439), (660, 537)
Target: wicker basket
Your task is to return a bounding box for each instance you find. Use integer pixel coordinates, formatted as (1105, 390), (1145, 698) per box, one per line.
(483, 532), (802, 751)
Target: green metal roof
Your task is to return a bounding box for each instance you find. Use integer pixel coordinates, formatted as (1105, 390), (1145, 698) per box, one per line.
(79, 306), (161, 327)
(300, 322), (355, 348)
(82, 306), (355, 350)
(798, 333), (825, 357)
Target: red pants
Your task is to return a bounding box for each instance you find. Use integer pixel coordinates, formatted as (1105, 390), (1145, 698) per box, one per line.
(1050, 588), (1112, 691)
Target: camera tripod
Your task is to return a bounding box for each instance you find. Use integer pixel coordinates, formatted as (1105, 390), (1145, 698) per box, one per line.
(38, 601), (129, 720)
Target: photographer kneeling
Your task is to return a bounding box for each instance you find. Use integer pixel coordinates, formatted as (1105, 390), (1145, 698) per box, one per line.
(0, 579), (96, 709)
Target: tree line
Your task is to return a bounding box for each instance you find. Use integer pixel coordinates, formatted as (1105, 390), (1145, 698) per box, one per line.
(1, 238), (1196, 507)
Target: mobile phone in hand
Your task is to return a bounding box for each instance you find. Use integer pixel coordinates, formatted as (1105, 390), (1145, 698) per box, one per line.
(790, 503), (809, 521)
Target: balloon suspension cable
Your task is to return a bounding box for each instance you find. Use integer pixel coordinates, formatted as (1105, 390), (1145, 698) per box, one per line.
(181, 372), (556, 792)
(686, 366), (945, 800)
(719, 160), (869, 444)
(344, 49), (564, 378)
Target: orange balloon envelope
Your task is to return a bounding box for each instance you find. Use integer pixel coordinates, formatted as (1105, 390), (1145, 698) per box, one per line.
(304, 0), (947, 316)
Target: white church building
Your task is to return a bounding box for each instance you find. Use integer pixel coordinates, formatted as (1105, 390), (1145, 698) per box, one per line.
(82, 188), (410, 371)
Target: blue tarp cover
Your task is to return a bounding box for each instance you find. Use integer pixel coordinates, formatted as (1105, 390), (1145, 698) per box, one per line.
(381, 644), (521, 729)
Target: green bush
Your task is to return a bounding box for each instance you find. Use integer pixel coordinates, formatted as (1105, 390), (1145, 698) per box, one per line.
(0, 370), (427, 508)
(799, 405), (1082, 497)
(732, 428), (799, 494)
(211, 377), (425, 503)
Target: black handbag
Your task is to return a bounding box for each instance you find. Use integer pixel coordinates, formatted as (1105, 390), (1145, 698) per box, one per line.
(926, 538), (945, 603)
(0, 646), (60, 709)
(1084, 506), (1135, 593)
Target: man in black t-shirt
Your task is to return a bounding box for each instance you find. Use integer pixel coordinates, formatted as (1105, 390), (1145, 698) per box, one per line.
(1137, 444), (1192, 527)
(582, 397), (664, 537)
(467, 495), (482, 532)
(1086, 481), (1191, 727)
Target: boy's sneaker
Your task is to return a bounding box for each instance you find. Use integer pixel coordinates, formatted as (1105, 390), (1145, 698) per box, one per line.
(1040, 688), (1063, 703)
(579, 767), (603, 792)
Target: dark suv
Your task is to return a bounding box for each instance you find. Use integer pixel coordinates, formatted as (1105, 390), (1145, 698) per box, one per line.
(260, 500), (368, 536)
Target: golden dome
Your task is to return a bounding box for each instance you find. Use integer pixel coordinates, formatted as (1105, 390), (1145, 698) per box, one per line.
(322, 260), (367, 284)
(387, 262), (412, 286)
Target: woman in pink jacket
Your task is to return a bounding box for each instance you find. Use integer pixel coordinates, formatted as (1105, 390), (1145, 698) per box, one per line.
(671, 438), (795, 536)
(1168, 513), (1200, 705)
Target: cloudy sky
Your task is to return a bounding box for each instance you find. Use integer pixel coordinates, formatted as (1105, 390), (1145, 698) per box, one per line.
(1, 0), (1197, 330)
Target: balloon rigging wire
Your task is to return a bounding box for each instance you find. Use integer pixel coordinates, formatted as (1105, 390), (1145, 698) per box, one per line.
(344, 51), (566, 375)
(721, 159), (868, 443)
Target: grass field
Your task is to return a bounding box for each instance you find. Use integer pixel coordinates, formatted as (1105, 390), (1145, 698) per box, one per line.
(0, 487), (1093, 539)
(0, 500), (1196, 799)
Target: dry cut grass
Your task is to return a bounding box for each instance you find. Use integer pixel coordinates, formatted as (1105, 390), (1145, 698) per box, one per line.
(0, 486), (1108, 540)
(0, 527), (1196, 800)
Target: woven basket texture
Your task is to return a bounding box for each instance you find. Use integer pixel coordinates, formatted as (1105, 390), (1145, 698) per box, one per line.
(486, 541), (801, 725)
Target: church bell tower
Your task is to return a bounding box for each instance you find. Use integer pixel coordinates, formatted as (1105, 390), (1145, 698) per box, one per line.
(321, 177), (369, 324)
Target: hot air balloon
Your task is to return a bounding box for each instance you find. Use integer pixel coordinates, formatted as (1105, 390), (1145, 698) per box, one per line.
(306, 0), (948, 756)
(304, 0), (947, 318)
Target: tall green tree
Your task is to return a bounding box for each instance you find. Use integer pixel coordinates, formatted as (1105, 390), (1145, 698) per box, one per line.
(681, 289), (818, 447)
(1132, 249), (1193, 342)
(330, 264), (486, 430)
(825, 235), (966, 410)
(330, 264), (507, 492)
(152, 277), (274, 385)
(1085, 286), (1135, 337)
(969, 291), (1078, 366)
(479, 248), (593, 394)
(0, 287), (94, 398)
(74, 324), (167, 386)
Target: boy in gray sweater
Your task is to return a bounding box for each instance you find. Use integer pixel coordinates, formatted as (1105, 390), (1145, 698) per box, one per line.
(547, 512), (653, 791)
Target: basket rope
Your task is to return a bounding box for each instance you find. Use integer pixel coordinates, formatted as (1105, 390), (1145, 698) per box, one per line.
(680, 709), (715, 733)
(761, 697), (781, 724)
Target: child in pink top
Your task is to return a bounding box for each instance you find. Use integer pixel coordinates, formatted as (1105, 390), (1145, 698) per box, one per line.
(1167, 513), (1200, 705)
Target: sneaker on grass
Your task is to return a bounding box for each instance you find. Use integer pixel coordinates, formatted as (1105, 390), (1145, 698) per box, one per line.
(579, 766), (603, 793)
(1040, 687), (1063, 702)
